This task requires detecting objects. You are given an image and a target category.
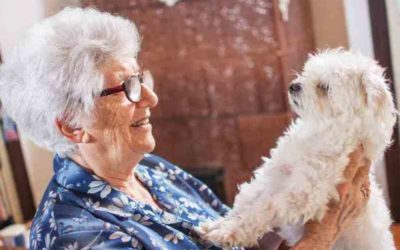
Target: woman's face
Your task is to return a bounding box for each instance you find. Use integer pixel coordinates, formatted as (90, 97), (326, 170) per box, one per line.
(82, 58), (158, 162)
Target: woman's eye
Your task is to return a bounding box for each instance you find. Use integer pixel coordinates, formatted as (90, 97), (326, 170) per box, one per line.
(317, 84), (330, 93)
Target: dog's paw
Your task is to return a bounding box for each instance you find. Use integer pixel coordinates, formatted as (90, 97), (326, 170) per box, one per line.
(198, 218), (245, 248)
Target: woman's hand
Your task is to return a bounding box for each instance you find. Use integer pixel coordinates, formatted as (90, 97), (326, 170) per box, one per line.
(292, 147), (371, 250)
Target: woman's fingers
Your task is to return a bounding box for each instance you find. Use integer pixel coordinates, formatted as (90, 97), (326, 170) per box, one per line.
(337, 183), (350, 202)
(307, 149), (372, 246)
(343, 147), (364, 180)
(362, 178), (371, 190)
(352, 166), (370, 188)
(326, 183), (349, 210)
(342, 158), (371, 221)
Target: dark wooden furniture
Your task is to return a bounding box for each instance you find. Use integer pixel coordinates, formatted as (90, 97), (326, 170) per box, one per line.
(0, 49), (35, 222)
(369, 0), (400, 222)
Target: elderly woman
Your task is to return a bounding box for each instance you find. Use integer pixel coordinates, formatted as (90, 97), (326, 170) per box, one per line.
(0, 8), (370, 250)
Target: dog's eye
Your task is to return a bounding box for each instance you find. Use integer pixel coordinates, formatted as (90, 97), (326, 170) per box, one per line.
(317, 84), (330, 93)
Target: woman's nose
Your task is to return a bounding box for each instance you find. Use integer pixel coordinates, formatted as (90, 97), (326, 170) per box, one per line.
(136, 84), (158, 108)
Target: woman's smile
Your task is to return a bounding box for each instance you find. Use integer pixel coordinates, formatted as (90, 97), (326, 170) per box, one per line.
(130, 119), (152, 131)
(131, 116), (151, 128)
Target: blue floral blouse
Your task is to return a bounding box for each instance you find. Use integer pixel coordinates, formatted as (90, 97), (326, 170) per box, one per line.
(30, 154), (237, 250)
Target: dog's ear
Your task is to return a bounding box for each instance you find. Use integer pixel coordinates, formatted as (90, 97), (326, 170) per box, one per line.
(361, 72), (397, 134)
(359, 74), (369, 106)
(361, 73), (390, 113)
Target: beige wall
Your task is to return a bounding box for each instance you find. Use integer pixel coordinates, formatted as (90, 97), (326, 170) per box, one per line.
(309, 0), (348, 49)
(343, 0), (374, 57)
(386, 0), (400, 205)
(387, 0), (400, 111)
(0, 0), (80, 207)
(19, 138), (54, 206)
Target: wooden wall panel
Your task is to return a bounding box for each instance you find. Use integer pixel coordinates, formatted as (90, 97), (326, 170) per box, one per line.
(83, 0), (315, 203)
(238, 113), (291, 170)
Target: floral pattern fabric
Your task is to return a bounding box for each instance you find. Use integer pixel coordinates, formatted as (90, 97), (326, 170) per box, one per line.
(30, 154), (238, 250)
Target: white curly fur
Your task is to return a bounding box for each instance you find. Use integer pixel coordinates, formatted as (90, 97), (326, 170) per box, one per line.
(200, 49), (397, 250)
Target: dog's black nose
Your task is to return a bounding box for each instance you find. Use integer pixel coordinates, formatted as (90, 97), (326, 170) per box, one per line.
(289, 83), (302, 94)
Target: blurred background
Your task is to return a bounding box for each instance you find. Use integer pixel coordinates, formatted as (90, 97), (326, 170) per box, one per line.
(0, 0), (399, 246)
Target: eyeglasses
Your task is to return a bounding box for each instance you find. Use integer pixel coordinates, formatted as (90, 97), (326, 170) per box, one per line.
(100, 70), (154, 103)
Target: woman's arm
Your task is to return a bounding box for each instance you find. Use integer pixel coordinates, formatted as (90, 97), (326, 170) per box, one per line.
(256, 232), (284, 250)
(292, 147), (371, 250)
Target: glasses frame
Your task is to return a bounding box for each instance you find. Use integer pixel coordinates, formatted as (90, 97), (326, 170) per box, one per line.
(99, 72), (145, 103)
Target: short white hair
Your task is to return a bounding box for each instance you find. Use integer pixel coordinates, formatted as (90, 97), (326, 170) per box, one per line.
(0, 8), (141, 156)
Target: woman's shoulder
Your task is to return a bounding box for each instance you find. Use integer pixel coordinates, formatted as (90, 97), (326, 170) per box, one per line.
(30, 182), (105, 249)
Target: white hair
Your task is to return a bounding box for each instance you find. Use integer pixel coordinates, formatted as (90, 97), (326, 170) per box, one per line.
(0, 8), (141, 156)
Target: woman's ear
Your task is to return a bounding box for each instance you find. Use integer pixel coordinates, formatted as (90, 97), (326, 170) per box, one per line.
(55, 119), (91, 143)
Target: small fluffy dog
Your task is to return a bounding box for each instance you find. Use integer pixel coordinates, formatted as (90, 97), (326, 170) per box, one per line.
(200, 50), (397, 249)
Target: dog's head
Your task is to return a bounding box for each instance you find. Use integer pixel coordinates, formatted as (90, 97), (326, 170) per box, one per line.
(289, 49), (396, 130)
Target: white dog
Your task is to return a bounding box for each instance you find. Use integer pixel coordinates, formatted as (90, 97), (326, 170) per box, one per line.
(200, 49), (397, 249)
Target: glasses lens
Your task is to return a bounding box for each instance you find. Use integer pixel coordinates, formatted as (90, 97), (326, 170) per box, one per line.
(142, 70), (154, 91)
(125, 76), (141, 102)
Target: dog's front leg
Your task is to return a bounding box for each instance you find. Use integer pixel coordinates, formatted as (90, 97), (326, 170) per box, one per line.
(199, 169), (302, 248)
(200, 174), (322, 248)
(200, 204), (273, 248)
